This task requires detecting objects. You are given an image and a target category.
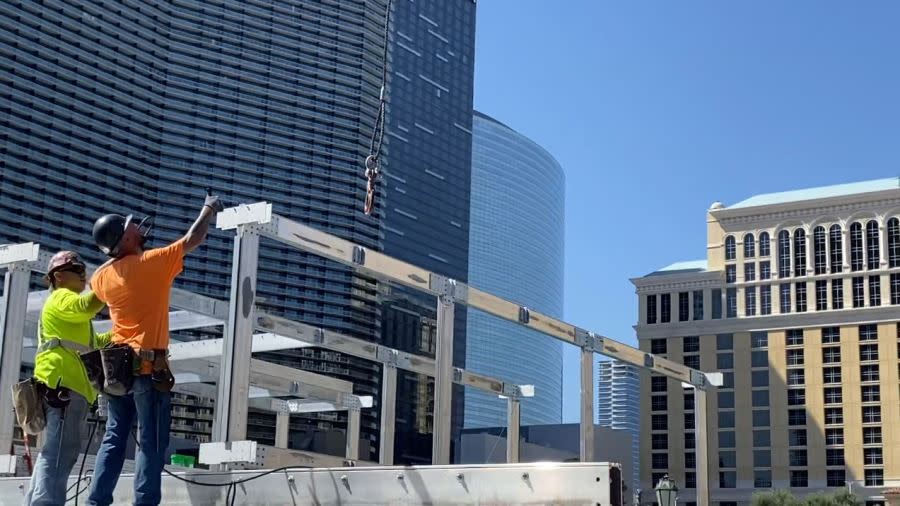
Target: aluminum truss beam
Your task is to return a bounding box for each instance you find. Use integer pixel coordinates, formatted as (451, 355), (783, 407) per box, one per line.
(5, 240), (534, 472)
(256, 311), (528, 398)
(176, 357), (356, 406)
(198, 440), (371, 470)
(217, 203), (719, 389)
(216, 202), (720, 471)
(27, 252), (528, 399)
(24, 254), (530, 400)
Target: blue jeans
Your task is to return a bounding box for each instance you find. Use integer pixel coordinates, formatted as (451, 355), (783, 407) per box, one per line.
(88, 376), (171, 506)
(25, 392), (89, 506)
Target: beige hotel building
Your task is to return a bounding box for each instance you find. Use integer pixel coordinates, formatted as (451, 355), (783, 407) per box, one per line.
(632, 178), (900, 505)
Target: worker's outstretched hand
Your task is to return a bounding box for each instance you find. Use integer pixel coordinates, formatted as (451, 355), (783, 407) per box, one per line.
(204, 193), (224, 213)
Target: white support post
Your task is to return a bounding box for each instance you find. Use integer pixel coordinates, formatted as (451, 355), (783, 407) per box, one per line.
(506, 397), (520, 464)
(379, 365), (397, 465)
(579, 348), (594, 462)
(212, 226), (260, 442)
(275, 413), (289, 449)
(0, 244), (38, 474)
(346, 407), (360, 461)
(432, 295), (455, 465)
(695, 387), (711, 506)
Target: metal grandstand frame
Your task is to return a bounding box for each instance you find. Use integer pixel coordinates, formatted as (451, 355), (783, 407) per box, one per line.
(0, 202), (721, 504)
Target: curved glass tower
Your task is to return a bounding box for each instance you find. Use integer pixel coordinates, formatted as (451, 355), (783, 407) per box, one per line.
(464, 111), (565, 428)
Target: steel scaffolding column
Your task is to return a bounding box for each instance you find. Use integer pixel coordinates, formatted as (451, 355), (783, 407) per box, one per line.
(695, 387), (711, 506)
(506, 397), (520, 463)
(275, 413), (289, 449)
(431, 284), (456, 465)
(579, 348), (594, 462)
(346, 406), (361, 461)
(379, 363), (397, 465)
(212, 225), (260, 442)
(0, 243), (39, 474)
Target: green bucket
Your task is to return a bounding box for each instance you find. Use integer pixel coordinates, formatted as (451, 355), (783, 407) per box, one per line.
(170, 454), (196, 468)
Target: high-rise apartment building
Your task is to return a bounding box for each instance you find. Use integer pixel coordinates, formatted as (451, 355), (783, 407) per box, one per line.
(464, 111), (565, 429)
(633, 178), (900, 504)
(599, 361), (640, 498)
(0, 0), (477, 462)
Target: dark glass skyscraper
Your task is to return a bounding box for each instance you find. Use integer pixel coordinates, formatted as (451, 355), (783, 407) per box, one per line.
(0, 0), (477, 463)
(379, 0), (476, 463)
(0, 0), (386, 456)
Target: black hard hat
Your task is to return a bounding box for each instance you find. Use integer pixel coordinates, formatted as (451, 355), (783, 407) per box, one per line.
(92, 214), (132, 256)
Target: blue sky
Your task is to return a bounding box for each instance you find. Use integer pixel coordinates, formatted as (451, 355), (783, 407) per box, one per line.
(472, 1), (900, 422)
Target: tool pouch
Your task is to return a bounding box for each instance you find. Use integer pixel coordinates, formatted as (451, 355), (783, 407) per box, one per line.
(100, 344), (136, 396)
(81, 348), (105, 394)
(12, 378), (46, 435)
(44, 386), (71, 410)
(151, 354), (175, 393)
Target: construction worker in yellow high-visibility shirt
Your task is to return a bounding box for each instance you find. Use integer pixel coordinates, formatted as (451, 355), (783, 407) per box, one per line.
(25, 251), (111, 506)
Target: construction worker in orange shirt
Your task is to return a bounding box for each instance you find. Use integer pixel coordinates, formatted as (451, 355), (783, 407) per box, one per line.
(85, 192), (224, 506)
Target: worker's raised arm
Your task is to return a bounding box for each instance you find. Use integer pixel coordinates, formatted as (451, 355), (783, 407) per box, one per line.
(49, 290), (106, 323)
(182, 193), (224, 254)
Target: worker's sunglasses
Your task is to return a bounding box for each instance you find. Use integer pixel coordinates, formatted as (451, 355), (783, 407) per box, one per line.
(56, 265), (86, 275)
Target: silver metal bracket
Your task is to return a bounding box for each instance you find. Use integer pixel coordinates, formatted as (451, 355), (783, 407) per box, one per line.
(313, 328), (326, 345)
(453, 368), (463, 383)
(429, 273), (468, 303)
(690, 369), (707, 389)
(338, 392), (363, 411)
(574, 328), (603, 352)
(352, 246), (366, 266)
(376, 346), (412, 369)
(518, 306), (530, 324)
(376, 346), (399, 367)
(501, 383), (520, 398)
(498, 384), (535, 399)
(216, 202), (273, 230)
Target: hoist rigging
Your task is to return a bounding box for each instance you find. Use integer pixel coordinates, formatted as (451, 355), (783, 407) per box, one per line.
(364, 0), (393, 216)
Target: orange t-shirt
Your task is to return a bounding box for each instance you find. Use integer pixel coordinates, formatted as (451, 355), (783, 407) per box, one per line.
(91, 239), (185, 373)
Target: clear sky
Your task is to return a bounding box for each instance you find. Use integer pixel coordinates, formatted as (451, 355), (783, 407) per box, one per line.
(472, 1), (900, 422)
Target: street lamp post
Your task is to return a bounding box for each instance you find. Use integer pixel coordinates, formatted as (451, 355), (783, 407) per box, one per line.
(655, 474), (679, 506)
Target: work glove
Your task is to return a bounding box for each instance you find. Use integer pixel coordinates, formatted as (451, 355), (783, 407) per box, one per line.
(204, 193), (224, 213)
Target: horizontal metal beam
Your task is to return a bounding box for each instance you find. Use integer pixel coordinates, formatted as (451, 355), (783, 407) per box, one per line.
(248, 396), (374, 414)
(171, 357), (353, 404)
(222, 203), (714, 388)
(198, 440), (373, 469)
(168, 333), (311, 361)
(257, 312), (529, 397)
(25, 258), (538, 397)
(172, 380), (276, 401)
